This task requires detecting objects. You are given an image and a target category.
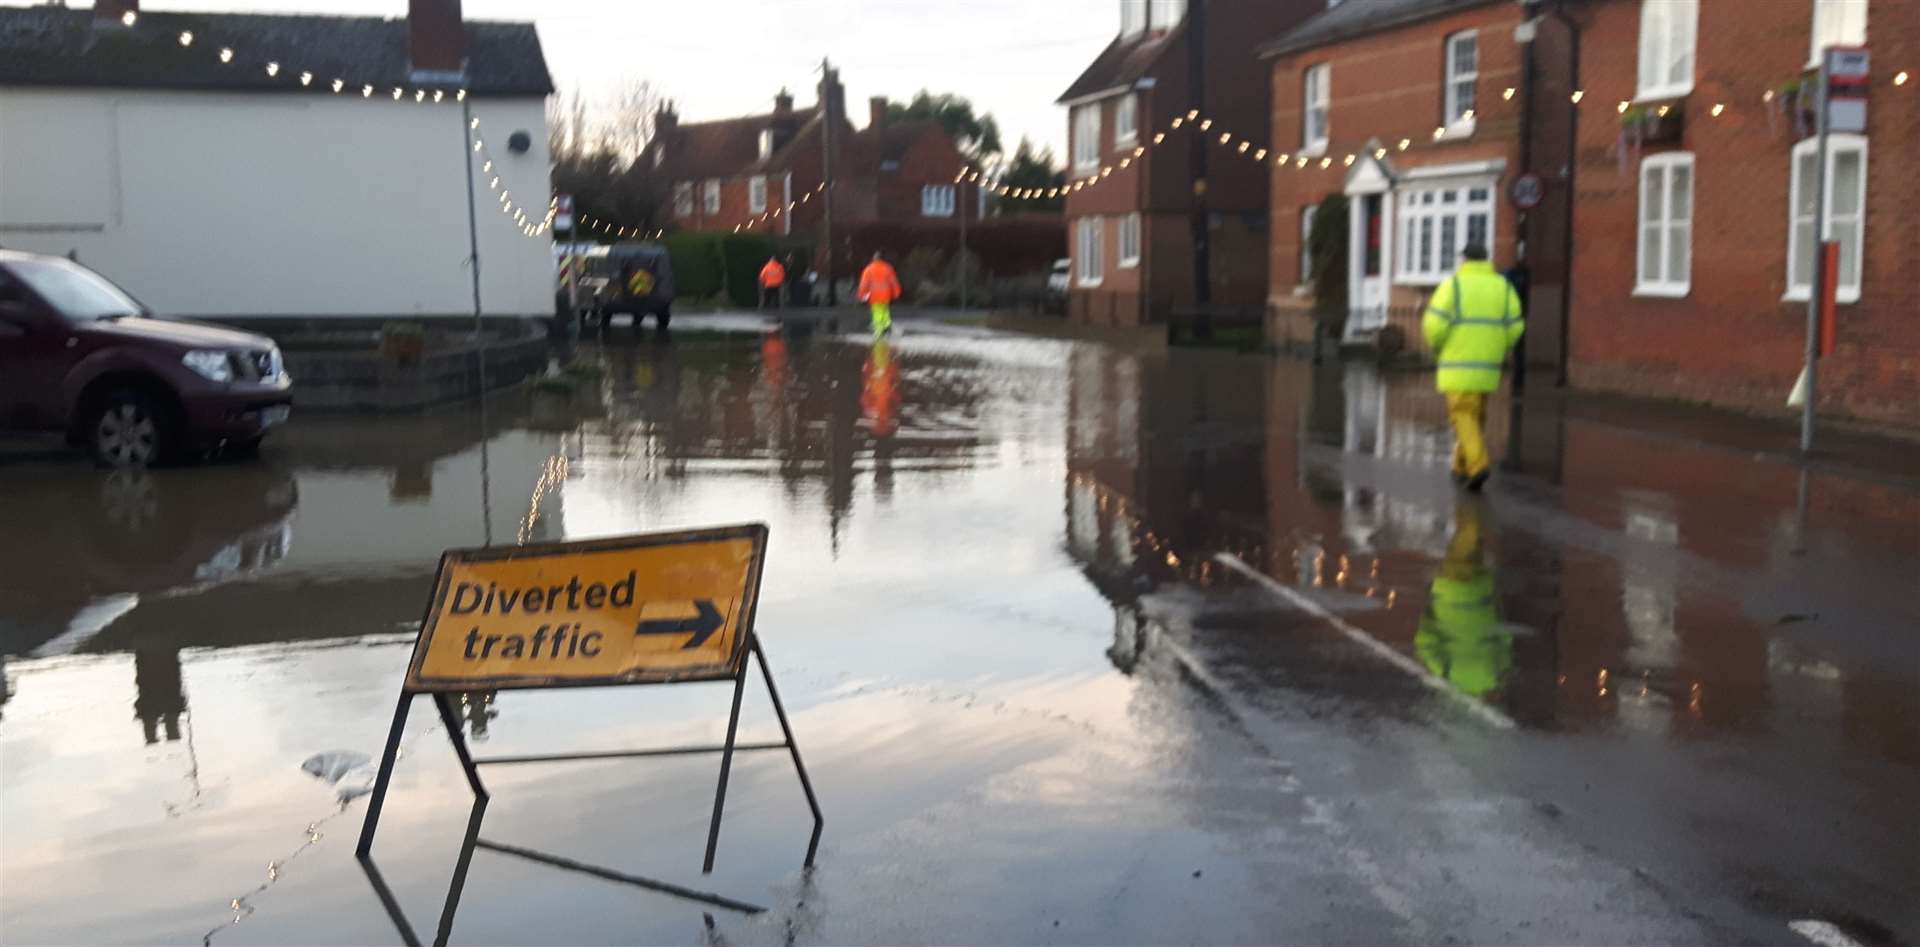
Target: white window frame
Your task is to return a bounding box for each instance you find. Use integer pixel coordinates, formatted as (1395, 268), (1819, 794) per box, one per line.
(1810, 0), (1868, 66)
(1302, 64), (1330, 155)
(1635, 152), (1694, 298)
(673, 182), (694, 218)
(1392, 178), (1496, 286)
(1786, 134), (1867, 304)
(1636, 0), (1698, 101)
(921, 184), (956, 218)
(749, 175), (768, 213)
(758, 129), (775, 161)
(1121, 0), (1146, 37)
(1077, 217), (1105, 287)
(1072, 104), (1102, 173)
(1149, 0), (1184, 29)
(702, 179), (721, 215)
(1443, 31), (1478, 130)
(1115, 95), (1138, 149)
(1299, 204), (1317, 285)
(1118, 213), (1141, 268)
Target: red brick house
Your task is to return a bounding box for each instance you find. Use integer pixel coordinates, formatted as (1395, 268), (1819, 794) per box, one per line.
(642, 69), (976, 242)
(1555, 0), (1916, 426)
(1263, 0), (1529, 349)
(1057, 0), (1323, 328)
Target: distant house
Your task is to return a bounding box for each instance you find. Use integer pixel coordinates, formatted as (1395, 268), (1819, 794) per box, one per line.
(0, 0), (554, 321)
(1055, 0), (1323, 328)
(642, 68), (976, 240)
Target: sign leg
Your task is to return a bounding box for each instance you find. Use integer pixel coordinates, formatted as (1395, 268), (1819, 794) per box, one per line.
(431, 796), (490, 947)
(432, 693), (489, 802)
(357, 691), (415, 858)
(702, 662), (750, 874)
(752, 636), (825, 868)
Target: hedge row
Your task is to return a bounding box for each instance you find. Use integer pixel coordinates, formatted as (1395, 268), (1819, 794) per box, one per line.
(663, 233), (814, 307)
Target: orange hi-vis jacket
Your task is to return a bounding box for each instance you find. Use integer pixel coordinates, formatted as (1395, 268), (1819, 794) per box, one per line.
(759, 260), (786, 288)
(858, 260), (902, 305)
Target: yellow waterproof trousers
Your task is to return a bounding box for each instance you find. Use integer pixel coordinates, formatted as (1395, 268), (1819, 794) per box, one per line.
(1445, 392), (1490, 478)
(869, 302), (892, 334)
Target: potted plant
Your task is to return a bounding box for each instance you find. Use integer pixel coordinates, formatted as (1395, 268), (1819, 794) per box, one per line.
(380, 321), (427, 366)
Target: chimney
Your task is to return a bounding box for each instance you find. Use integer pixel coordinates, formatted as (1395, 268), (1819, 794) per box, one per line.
(93, 0), (137, 25)
(655, 100), (679, 136)
(819, 67), (846, 129)
(869, 96), (888, 130)
(774, 88), (794, 116)
(408, 0), (468, 78)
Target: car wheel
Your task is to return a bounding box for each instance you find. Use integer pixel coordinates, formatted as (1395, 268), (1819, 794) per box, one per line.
(90, 390), (173, 469)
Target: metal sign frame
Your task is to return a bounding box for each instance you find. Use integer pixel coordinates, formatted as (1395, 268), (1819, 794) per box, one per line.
(356, 525), (823, 885)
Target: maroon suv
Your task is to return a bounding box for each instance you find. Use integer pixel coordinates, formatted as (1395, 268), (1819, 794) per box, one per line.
(0, 250), (293, 467)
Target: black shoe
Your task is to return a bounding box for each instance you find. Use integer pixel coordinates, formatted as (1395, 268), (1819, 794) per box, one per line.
(1466, 471), (1490, 493)
(1452, 472), (1469, 488)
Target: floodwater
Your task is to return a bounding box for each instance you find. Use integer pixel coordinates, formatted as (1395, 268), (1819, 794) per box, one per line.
(2, 319), (1916, 946)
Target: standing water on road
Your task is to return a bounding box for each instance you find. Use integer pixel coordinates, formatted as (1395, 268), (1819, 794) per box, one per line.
(3, 322), (1916, 945)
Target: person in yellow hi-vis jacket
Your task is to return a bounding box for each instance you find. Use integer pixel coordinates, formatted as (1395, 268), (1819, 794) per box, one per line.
(1415, 498), (1512, 699)
(1421, 243), (1524, 491)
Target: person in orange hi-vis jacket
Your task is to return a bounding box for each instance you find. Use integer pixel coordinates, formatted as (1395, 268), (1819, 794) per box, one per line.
(856, 251), (902, 336)
(758, 256), (786, 311)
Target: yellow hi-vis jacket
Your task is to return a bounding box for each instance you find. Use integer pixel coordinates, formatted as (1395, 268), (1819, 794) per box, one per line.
(1421, 261), (1525, 393)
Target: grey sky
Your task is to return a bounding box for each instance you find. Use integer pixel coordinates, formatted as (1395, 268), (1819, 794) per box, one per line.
(102, 0), (1119, 159)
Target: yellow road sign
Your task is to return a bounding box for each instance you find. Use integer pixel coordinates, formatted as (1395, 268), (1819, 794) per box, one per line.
(405, 525), (768, 691)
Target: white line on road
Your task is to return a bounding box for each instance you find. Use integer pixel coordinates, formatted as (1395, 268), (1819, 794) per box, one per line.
(1790, 920), (1869, 947)
(1213, 552), (1517, 730)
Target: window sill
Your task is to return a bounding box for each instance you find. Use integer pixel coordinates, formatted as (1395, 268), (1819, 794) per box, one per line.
(1298, 141), (1328, 158)
(1115, 135), (1138, 151)
(1632, 284), (1690, 299)
(1118, 259), (1140, 270)
(1436, 118), (1477, 142)
(1783, 288), (1861, 305)
(1394, 275), (1446, 288)
(1633, 85), (1693, 105)
(1078, 279), (1104, 290)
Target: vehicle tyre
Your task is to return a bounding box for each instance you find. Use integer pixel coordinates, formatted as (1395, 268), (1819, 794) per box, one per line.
(88, 389), (175, 470)
(228, 436), (265, 459)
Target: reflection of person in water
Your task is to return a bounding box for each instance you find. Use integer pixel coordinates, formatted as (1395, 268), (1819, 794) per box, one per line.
(861, 339), (899, 439)
(1415, 499), (1512, 698)
(133, 649), (187, 744)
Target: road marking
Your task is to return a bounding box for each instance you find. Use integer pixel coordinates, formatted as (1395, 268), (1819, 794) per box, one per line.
(1213, 552), (1517, 730)
(1789, 920), (1868, 947)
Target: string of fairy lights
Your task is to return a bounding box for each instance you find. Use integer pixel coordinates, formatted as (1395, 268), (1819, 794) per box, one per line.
(127, 7), (1913, 229)
(129, 9), (552, 241)
(956, 67), (1915, 203)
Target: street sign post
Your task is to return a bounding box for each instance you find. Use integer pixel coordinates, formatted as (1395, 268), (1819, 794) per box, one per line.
(356, 524), (823, 881)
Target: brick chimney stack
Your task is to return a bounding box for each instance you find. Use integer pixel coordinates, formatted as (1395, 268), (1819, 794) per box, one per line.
(819, 67), (846, 129)
(93, 0), (137, 25)
(869, 96), (888, 130)
(408, 0), (468, 78)
(655, 101), (679, 136)
(775, 89), (794, 115)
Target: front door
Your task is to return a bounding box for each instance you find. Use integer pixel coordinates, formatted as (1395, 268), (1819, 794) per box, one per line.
(1345, 192), (1389, 342)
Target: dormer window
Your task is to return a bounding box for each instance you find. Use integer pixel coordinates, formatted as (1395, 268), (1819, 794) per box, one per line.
(758, 129), (774, 160)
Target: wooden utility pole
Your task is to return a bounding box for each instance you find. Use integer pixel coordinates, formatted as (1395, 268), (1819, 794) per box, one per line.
(821, 58), (838, 307)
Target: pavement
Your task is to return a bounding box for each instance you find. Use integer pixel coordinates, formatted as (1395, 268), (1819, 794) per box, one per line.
(1, 313), (1915, 946)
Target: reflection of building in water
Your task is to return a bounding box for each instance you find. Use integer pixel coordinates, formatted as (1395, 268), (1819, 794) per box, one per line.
(459, 691), (499, 742)
(1064, 346), (1269, 605)
(586, 338), (991, 555)
(133, 650), (186, 745)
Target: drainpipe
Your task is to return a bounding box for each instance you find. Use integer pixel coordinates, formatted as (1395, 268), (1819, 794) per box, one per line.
(1545, 0), (1580, 389)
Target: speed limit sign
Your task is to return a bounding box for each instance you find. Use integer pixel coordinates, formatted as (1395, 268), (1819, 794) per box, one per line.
(1509, 173), (1545, 210)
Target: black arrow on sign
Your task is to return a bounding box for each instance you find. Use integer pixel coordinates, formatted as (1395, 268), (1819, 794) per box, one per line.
(635, 600), (725, 649)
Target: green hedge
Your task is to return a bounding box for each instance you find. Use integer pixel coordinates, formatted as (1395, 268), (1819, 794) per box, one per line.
(664, 233), (812, 307)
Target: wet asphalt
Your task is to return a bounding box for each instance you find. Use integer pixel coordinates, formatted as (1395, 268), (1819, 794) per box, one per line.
(1, 315), (1916, 946)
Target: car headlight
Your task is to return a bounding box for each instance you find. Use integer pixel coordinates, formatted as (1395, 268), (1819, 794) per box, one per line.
(182, 349), (234, 382)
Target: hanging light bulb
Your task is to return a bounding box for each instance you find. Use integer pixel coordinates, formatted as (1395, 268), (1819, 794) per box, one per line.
(219, 47), (234, 63)
(363, 84), (374, 97)
(331, 78), (344, 93)
(393, 87), (404, 100)
(120, 10), (137, 25)
(178, 31), (194, 46)
(433, 90), (444, 102)
(265, 62), (280, 77)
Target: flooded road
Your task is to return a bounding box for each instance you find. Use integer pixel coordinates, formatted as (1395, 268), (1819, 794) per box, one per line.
(3, 318), (1916, 945)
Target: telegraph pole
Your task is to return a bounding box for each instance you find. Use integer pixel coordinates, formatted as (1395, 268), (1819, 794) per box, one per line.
(958, 176), (969, 311)
(821, 58), (838, 307)
(1186, 0), (1211, 335)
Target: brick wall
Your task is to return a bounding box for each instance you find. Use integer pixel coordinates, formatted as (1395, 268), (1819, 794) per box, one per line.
(1567, 0), (1920, 427)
